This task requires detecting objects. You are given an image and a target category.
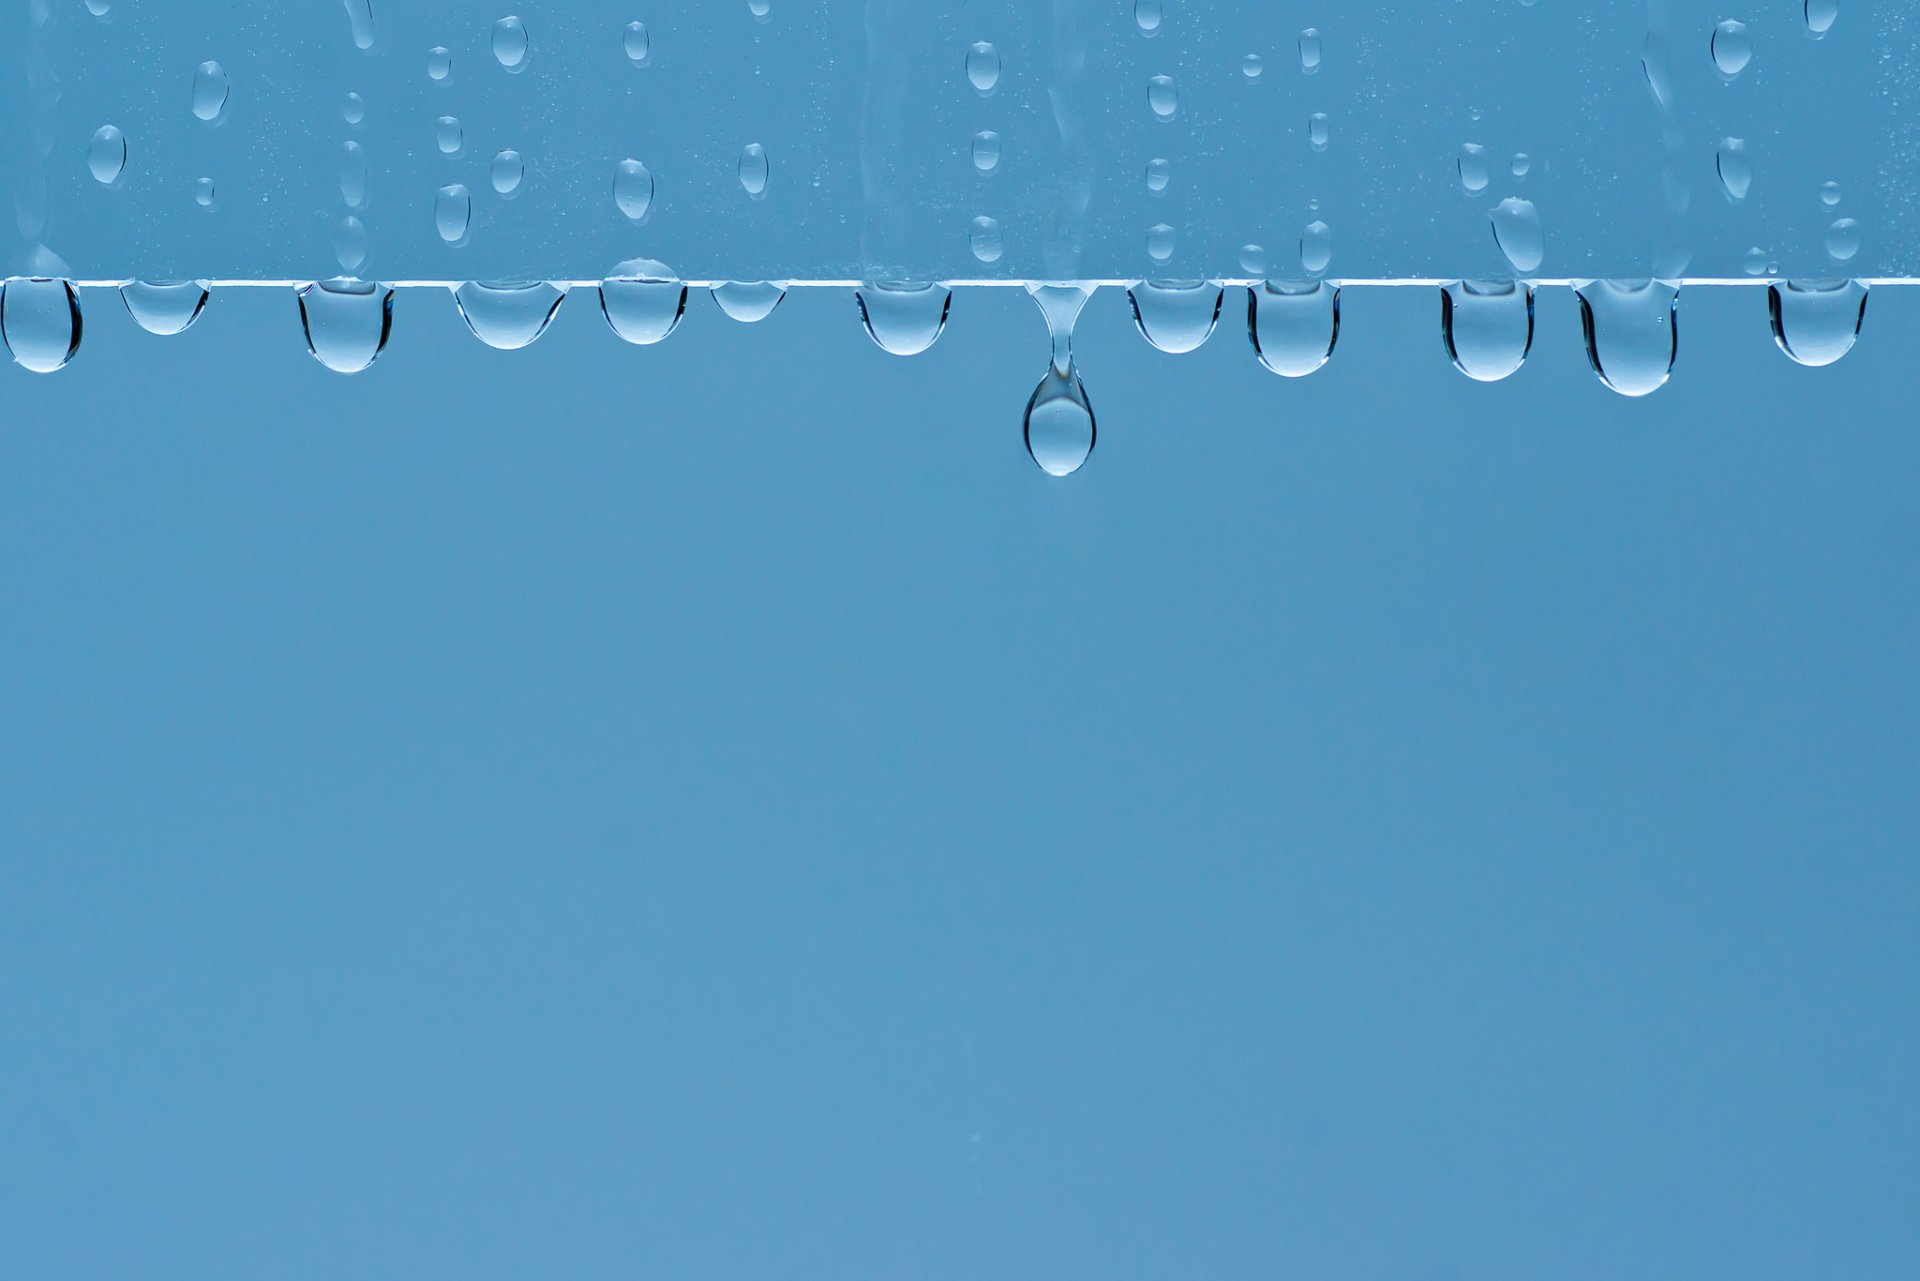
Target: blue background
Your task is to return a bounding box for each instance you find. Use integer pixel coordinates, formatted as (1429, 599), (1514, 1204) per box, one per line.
(3, 281), (1919, 1279)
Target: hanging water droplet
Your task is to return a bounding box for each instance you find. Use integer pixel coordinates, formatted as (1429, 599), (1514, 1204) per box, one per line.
(967, 42), (1001, 95)
(1308, 112), (1330, 152)
(1024, 284), (1096, 479)
(624, 20), (651, 66)
(599, 259), (686, 346)
(855, 282), (953, 357)
(1242, 54), (1264, 80)
(969, 215), (1004, 264)
(1820, 180), (1842, 207)
(1299, 28), (1322, 74)
(1711, 20), (1753, 78)
(192, 61), (230, 123)
(492, 15), (529, 71)
(972, 131), (1002, 175)
(1576, 280), (1678, 398)
(1716, 137), (1752, 202)
(298, 278), (393, 374)
(88, 125), (127, 185)
(340, 140), (369, 209)
(1458, 143), (1490, 195)
(1440, 280), (1534, 383)
(1511, 152), (1532, 178)
(1239, 244), (1268, 276)
(120, 281), (210, 337)
(613, 158), (654, 220)
(86, 0), (111, 16)
(343, 0), (375, 50)
(436, 115), (464, 156)
(1804, 0), (1838, 37)
(1743, 246), (1770, 276)
(427, 46), (452, 81)
(738, 143), (770, 198)
(1134, 0), (1163, 36)
(1148, 74), (1179, 121)
(1299, 220), (1332, 275)
(1825, 217), (1860, 262)
(748, 0), (772, 22)
(1147, 223), (1176, 263)
(344, 92), (366, 125)
(2, 278), (83, 373)
(453, 280), (565, 350)
(711, 281), (787, 323)
(491, 150), (524, 197)
(1144, 157), (1171, 194)
(194, 177), (216, 207)
(434, 183), (472, 245)
(1768, 278), (1865, 367)
(1248, 280), (1339, 378)
(1128, 280), (1222, 355)
(1489, 197), (1545, 274)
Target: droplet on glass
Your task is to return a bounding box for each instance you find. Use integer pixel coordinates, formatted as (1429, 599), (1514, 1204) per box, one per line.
(298, 278), (393, 374)
(1134, 0), (1163, 37)
(738, 143), (770, 198)
(967, 42), (1001, 94)
(1242, 54), (1264, 80)
(1804, 0), (1838, 37)
(1248, 280), (1339, 378)
(435, 183), (472, 245)
(121, 281), (210, 337)
(88, 125), (127, 185)
(1308, 112), (1330, 152)
(711, 281), (787, 323)
(614, 159), (654, 220)
(1440, 280), (1534, 383)
(453, 280), (566, 350)
(1148, 74), (1179, 121)
(1300, 220), (1332, 275)
(427, 46), (452, 81)
(335, 215), (369, 272)
(1576, 279), (1679, 398)
(492, 15), (529, 71)
(1490, 196), (1545, 274)
(1129, 280), (1222, 355)
(970, 215), (1004, 264)
(972, 130), (1002, 175)
(194, 177), (216, 207)
(1820, 180), (1842, 207)
(624, 21), (651, 66)
(1716, 137), (1752, 202)
(1147, 223), (1176, 263)
(1769, 278), (1866, 367)
(1825, 217), (1861, 262)
(1299, 28), (1322, 74)
(1, 278), (84, 373)
(344, 91), (366, 125)
(1145, 157), (1171, 193)
(856, 282), (953, 357)
(340, 140), (369, 209)
(436, 115), (464, 156)
(1239, 244), (1268, 276)
(343, 0), (375, 50)
(1458, 143), (1490, 195)
(1711, 20), (1753, 77)
(491, 150), (524, 197)
(192, 61), (231, 123)
(599, 259), (687, 346)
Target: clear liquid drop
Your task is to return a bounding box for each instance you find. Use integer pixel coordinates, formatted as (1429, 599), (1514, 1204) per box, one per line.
(1242, 54), (1264, 80)
(1458, 143), (1490, 195)
(1300, 220), (1332, 275)
(1147, 223), (1176, 263)
(1805, 0), (1838, 36)
(972, 131), (1002, 175)
(1, 278), (83, 373)
(1023, 284), (1097, 479)
(194, 177), (217, 207)
(1768, 278), (1866, 367)
(1820, 180), (1842, 207)
(492, 16), (529, 71)
(192, 61), (231, 123)
(1711, 20), (1753, 77)
(1299, 28), (1322, 74)
(1128, 280), (1222, 355)
(297, 278), (392, 375)
(340, 140), (369, 209)
(1716, 138), (1752, 202)
(969, 215), (1004, 264)
(1239, 244), (1269, 276)
(1440, 280), (1533, 383)
(967, 42), (1001, 95)
(1826, 217), (1861, 263)
(335, 216), (368, 272)
(1490, 197), (1545, 274)
(427, 46), (452, 81)
(436, 115), (463, 156)
(855, 282), (952, 357)
(1576, 280), (1679, 398)
(599, 260), (686, 346)
(613, 159), (654, 220)
(343, 0), (375, 50)
(1134, 0), (1162, 36)
(1248, 280), (1339, 378)
(624, 21), (651, 66)
(1308, 112), (1330, 152)
(748, 0), (771, 22)
(344, 92), (366, 125)
(1145, 158), (1171, 193)
(453, 281), (565, 350)
(491, 149), (524, 197)
(738, 143), (770, 198)
(435, 184), (472, 245)
(1148, 74), (1179, 121)
(89, 126), (127, 185)
(711, 281), (787, 323)
(121, 281), (209, 337)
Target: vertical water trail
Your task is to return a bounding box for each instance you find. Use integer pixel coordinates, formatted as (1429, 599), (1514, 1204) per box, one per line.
(1044, 0), (1092, 281)
(1643, 0), (1692, 278)
(12, 0), (68, 277)
(859, 0), (910, 280)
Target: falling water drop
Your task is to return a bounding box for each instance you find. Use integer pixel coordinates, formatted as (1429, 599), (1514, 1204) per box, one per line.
(1147, 223), (1176, 263)
(711, 281), (787, 323)
(453, 281), (566, 350)
(1299, 220), (1332, 275)
(343, 0), (375, 50)
(340, 140), (369, 209)
(88, 126), (127, 185)
(1458, 143), (1490, 195)
(967, 42), (1002, 95)
(1128, 280), (1222, 355)
(1716, 137), (1752, 202)
(492, 16), (530, 71)
(972, 131), (1002, 175)
(624, 21), (651, 66)
(1825, 217), (1861, 263)
(599, 259), (687, 346)
(1134, 0), (1163, 36)
(1576, 279), (1679, 397)
(738, 143), (770, 198)
(491, 150), (524, 197)
(1024, 284), (1097, 478)
(969, 215), (1004, 264)
(613, 159), (654, 220)
(437, 115), (464, 156)
(192, 61), (231, 123)
(856, 282), (953, 356)
(1804, 0), (1838, 37)
(1440, 280), (1534, 383)
(1144, 158), (1171, 193)
(1248, 280), (1339, 378)
(1148, 74), (1179, 121)
(1, 279), (83, 373)
(1489, 197), (1545, 274)
(120, 281), (209, 337)
(298, 278), (393, 374)
(427, 46), (452, 81)
(435, 184), (472, 244)
(1768, 278), (1865, 367)
(1711, 20), (1753, 77)
(1299, 28), (1322, 74)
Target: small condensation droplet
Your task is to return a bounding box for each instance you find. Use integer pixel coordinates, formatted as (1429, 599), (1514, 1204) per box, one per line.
(492, 15), (530, 71)
(435, 183), (472, 245)
(427, 46), (452, 82)
(88, 125), (127, 185)
(624, 21), (651, 66)
(1134, 0), (1162, 37)
(613, 158), (654, 220)
(192, 61), (231, 124)
(1308, 112), (1330, 152)
(967, 42), (1002, 94)
(1716, 137), (1752, 203)
(972, 130), (1002, 175)
(1825, 217), (1861, 262)
(1144, 157), (1171, 194)
(1148, 74), (1179, 121)
(1299, 220), (1332, 275)
(1147, 223), (1176, 263)
(1299, 28), (1322, 74)
(970, 215), (1004, 264)
(1710, 19), (1753, 77)
(738, 142), (770, 198)
(491, 149), (524, 197)
(1489, 196), (1544, 274)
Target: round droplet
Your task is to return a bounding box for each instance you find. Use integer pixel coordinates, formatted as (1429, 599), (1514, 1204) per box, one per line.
(1134, 0), (1163, 36)
(1716, 137), (1752, 202)
(738, 143), (770, 198)
(748, 0), (772, 21)
(1144, 157), (1171, 193)
(1440, 280), (1533, 383)
(453, 280), (565, 350)
(1242, 54), (1264, 80)
(856, 282), (953, 357)
(1239, 244), (1268, 276)
(1299, 28), (1322, 74)
(624, 21), (651, 66)
(711, 281), (787, 323)
(1511, 152), (1532, 178)
(1458, 143), (1490, 195)
(492, 16), (529, 71)
(1308, 112), (1330, 152)
(1711, 20), (1753, 77)
(1129, 281), (1222, 355)
(970, 215), (1004, 264)
(1769, 278), (1866, 367)
(1576, 280), (1679, 398)
(1025, 368), (1095, 478)
(194, 177), (216, 207)
(1826, 217), (1860, 262)
(334, 216), (369, 272)
(491, 149), (524, 197)
(1299, 220), (1332, 275)
(192, 61), (230, 123)
(1490, 196), (1545, 274)
(121, 280), (210, 337)
(435, 183), (472, 245)
(967, 42), (1001, 95)
(2, 278), (83, 373)
(1248, 280), (1339, 378)
(88, 125), (126, 185)
(1820, 180), (1842, 207)
(428, 46), (452, 81)
(1743, 246), (1770, 276)
(340, 140), (369, 209)
(344, 92), (366, 125)
(87, 0), (111, 15)
(599, 259), (686, 346)
(613, 158), (654, 220)
(1805, 0), (1838, 37)
(972, 130), (1002, 175)
(437, 115), (464, 156)
(1148, 74), (1179, 121)
(1146, 223), (1176, 263)
(298, 278), (393, 375)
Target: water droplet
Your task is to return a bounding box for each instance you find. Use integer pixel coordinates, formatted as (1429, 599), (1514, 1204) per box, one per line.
(1299, 221), (1333, 275)
(1128, 280), (1222, 355)
(1148, 74), (1179, 121)
(343, 0), (375, 50)
(856, 282), (952, 357)
(120, 281), (209, 337)
(1716, 137), (1752, 202)
(1805, 0), (1838, 37)
(599, 259), (686, 346)
(1458, 143), (1490, 195)
(1239, 244), (1268, 276)
(192, 61), (230, 123)
(436, 115), (464, 156)
(624, 21), (651, 66)
(1134, 0), (1163, 36)
(194, 177), (216, 207)
(340, 140), (369, 209)
(1242, 54), (1264, 80)
(491, 149), (524, 197)
(1576, 280), (1678, 398)
(1711, 20), (1753, 78)
(738, 143), (770, 198)
(613, 158), (654, 220)
(298, 278), (393, 374)
(453, 280), (565, 350)
(1147, 223), (1176, 263)
(1299, 28), (1322, 74)
(434, 183), (472, 245)
(334, 215), (368, 272)
(1248, 280), (1339, 378)
(344, 92), (366, 125)
(427, 46), (452, 82)
(967, 42), (1001, 95)
(1440, 280), (1533, 383)
(492, 15), (529, 71)
(1511, 152), (1532, 178)
(88, 125), (126, 185)
(2, 278), (83, 373)
(1489, 197), (1545, 274)
(972, 130), (1002, 175)
(711, 281), (787, 323)
(1826, 217), (1860, 262)
(1144, 157), (1171, 194)
(1820, 180), (1842, 207)
(1768, 278), (1865, 367)
(1308, 112), (1330, 152)
(1024, 284), (1097, 478)
(969, 215), (1004, 264)
(1743, 246), (1770, 276)
(87, 0), (111, 15)
(748, 0), (771, 21)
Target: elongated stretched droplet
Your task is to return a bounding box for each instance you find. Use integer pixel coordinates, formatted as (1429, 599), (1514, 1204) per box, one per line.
(2, 278), (84, 373)
(1576, 280), (1678, 397)
(297, 278), (393, 374)
(1128, 280), (1222, 354)
(342, 0), (375, 50)
(121, 280), (210, 336)
(855, 282), (952, 357)
(599, 260), (687, 346)
(1248, 280), (1339, 378)
(1024, 284), (1097, 478)
(453, 281), (565, 350)
(1768, 278), (1867, 368)
(1440, 280), (1533, 382)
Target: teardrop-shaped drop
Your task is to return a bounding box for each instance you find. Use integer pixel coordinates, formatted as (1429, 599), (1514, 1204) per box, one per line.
(121, 280), (210, 336)
(1576, 279), (1679, 398)
(453, 281), (566, 350)
(1489, 197), (1544, 274)
(599, 260), (687, 347)
(613, 159), (654, 221)
(1024, 366), (1096, 478)
(1248, 280), (1339, 378)
(191, 61), (231, 123)
(297, 278), (393, 375)
(738, 143), (770, 199)
(1768, 278), (1866, 368)
(1440, 280), (1533, 383)
(1128, 280), (1222, 354)
(1, 277), (84, 373)
(711, 281), (787, 323)
(855, 282), (952, 357)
